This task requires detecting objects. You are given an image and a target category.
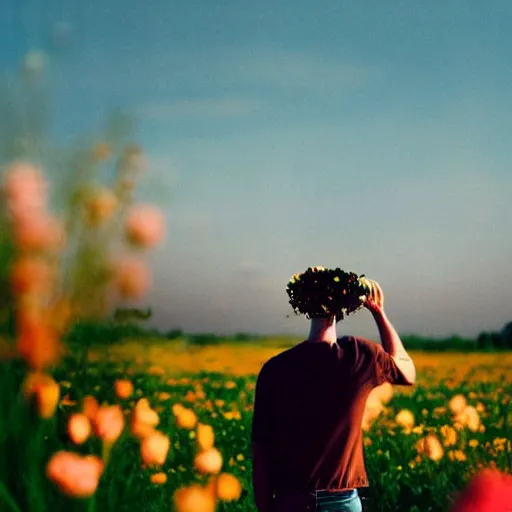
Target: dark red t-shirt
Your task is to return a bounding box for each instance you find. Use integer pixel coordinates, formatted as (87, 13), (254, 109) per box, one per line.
(251, 336), (411, 493)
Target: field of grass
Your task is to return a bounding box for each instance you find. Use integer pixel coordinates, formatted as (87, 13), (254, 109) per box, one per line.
(1, 340), (511, 512)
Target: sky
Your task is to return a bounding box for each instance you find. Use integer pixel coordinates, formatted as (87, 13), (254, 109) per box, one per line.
(1, 1), (511, 340)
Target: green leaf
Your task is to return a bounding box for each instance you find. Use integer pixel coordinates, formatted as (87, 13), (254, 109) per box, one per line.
(0, 481), (22, 512)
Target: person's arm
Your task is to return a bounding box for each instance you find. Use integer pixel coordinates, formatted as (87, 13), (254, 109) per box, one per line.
(363, 279), (416, 385)
(251, 365), (274, 512)
(371, 308), (416, 385)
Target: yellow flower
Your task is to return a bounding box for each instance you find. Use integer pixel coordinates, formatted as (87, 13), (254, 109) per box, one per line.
(175, 408), (197, 429)
(174, 485), (216, 512)
(141, 431), (170, 466)
(197, 424), (215, 451)
(194, 448), (223, 474)
(416, 435), (444, 461)
(395, 409), (415, 429)
(24, 373), (60, 419)
(468, 439), (479, 448)
(150, 472), (167, 485)
(216, 473), (242, 501)
(440, 425), (457, 447)
(449, 394), (467, 415)
(448, 450), (467, 462)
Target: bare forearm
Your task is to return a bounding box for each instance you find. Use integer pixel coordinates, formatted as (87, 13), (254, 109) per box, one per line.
(372, 309), (416, 384)
(372, 309), (415, 371)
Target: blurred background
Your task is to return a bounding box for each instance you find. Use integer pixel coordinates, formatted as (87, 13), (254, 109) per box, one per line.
(2, 0), (511, 342)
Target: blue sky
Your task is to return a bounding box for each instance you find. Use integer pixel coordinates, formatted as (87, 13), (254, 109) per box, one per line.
(1, 1), (512, 339)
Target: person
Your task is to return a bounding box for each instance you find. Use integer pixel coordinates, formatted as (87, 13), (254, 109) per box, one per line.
(251, 270), (416, 512)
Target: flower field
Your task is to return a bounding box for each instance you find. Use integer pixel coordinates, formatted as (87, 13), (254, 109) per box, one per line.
(1, 341), (511, 512)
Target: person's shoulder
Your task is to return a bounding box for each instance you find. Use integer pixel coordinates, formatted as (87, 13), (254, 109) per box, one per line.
(344, 335), (382, 360)
(257, 343), (305, 375)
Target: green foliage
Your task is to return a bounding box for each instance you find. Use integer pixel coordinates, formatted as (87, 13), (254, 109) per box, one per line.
(0, 351), (510, 511)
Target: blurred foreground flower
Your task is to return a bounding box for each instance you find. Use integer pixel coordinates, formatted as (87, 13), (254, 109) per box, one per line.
(395, 409), (415, 430)
(215, 473), (242, 501)
(194, 447), (223, 474)
(131, 398), (160, 438)
(140, 431), (170, 466)
(114, 379), (134, 399)
(174, 484), (216, 512)
(93, 404), (125, 444)
(173, 404), (198, 429)
(416, 434), (444, 461)
(126, 204), (165, 248)
(68, 413), (91, 445)
(450, 469), (512, 512)
(449, 394), (467, 415)
(116, 257), (151, 299)
(23, 372), (60, 418)
(197, 423), (215, 451)
(46, 451), (104, 498)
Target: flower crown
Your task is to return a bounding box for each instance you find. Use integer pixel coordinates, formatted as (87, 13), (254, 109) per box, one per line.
(286, 266), (371, 320)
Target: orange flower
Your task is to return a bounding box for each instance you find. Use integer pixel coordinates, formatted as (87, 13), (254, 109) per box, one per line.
(15, 310), (61, 371)
(46, 451), (104, 498)
(83, 395), (100, 421)
(416, 434), (444, 462)
(197, 423), (215, 451)
(68, 413), (91, 445)
(3, 162), (48, 219)
(173, 406), (197, 430)
(23, 372), (60, 418)
(440, 425), (458, 447)
(174, 485), (216, 512)
(13, 212), (65, 252)
(10, 257), (53, 296)
(150, 472), (167, 485)
(395, 409), (415, 430)
(131, 398), (159, 438)
(216, 473), (242, 501)
(93, 405), (124, 443)
(449, 394), (467, 415)
(126, 204), (165, 248)
(114, 379), (134, 399)
(115, 257), (150, 299)
(141, 431), (170, 466)
(194, 448), (223, 474)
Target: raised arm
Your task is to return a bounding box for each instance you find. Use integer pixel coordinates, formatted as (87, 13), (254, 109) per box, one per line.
(363, 279), (416, 385)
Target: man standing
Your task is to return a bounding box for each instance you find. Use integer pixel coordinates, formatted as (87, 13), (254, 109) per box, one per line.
(251, 269), (416, 512)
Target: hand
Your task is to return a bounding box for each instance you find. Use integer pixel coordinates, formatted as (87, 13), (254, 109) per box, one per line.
(363, 279), (384, 314)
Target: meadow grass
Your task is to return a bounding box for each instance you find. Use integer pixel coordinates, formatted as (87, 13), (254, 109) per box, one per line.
(0, 340), (511, 512)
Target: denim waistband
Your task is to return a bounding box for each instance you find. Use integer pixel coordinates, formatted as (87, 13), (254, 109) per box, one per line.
(316, 489), (358, 502)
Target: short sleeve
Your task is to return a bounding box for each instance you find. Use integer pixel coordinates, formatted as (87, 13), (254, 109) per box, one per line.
(251, 362), (273, 445)
(353, 337), (410, 387)
(372, 344), (410, 386)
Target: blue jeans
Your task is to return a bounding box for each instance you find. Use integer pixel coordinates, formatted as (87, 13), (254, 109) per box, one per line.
(316, 490), (362, 512)
(273, 489), (363, 512)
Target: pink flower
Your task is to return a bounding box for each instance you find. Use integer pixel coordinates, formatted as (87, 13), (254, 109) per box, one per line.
(93, 405), (125, 444)
(13, 213), (65, 252)
(3, 162), (48, 218)
(46, 451), (104, 498)
(126, 205), (165, 248)
(115, 257), (151, 299)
